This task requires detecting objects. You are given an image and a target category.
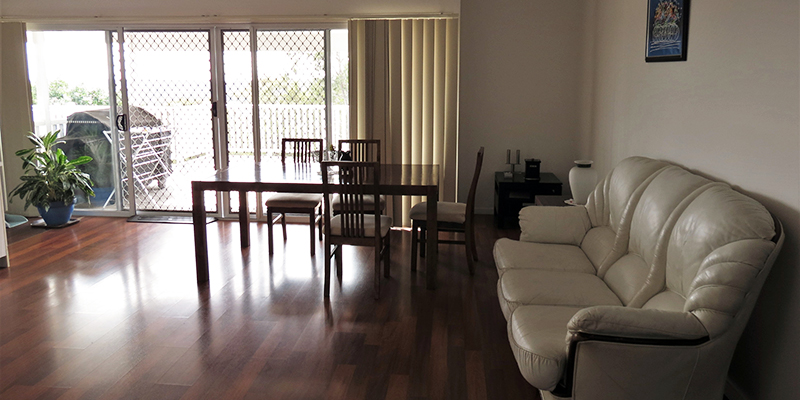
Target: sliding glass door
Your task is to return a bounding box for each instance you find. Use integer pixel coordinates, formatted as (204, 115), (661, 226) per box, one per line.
(117, 30), (216, 212)
(27, 26), (347, 217)
(27, 31), (120, 211)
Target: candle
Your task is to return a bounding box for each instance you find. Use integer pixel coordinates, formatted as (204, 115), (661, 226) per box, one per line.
(516, 149), (520, 164)
(506, 149), (511, 164)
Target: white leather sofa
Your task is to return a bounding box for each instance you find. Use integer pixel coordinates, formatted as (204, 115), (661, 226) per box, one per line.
(493, 157), (784, 400)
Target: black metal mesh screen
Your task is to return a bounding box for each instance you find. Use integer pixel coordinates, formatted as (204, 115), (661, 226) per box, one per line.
(256, 30), (326, 161)
(121, 31), (216, 212)
(223, 30), (256, 214)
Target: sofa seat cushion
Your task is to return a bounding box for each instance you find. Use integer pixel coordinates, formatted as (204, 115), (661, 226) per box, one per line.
(494, 238), (597, 276)
(499, 270), (622, 319)
(509, 305), (584, 391)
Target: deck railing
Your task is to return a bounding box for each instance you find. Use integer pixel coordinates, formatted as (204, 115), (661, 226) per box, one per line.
(32, 104), (349, 163)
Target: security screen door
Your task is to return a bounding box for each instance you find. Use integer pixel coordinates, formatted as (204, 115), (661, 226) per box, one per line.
(222, 29), (348, 216)
(117, 30), (217, 212)
(120, 28), (345, 215)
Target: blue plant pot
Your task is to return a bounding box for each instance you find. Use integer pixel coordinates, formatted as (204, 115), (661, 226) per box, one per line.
(91, 187), (114, 207)
(36, 200), (76, 226)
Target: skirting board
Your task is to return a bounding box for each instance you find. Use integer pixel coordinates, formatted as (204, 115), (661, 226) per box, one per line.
(725, 379), (749, 400)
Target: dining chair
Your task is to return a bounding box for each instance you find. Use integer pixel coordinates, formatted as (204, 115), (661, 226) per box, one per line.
(333, 139), (385, 213)
(410, 146), (484, 275)
(338, 139), (381, 163)
(322, 161), (392, 299)
(265, 138), (324, 256)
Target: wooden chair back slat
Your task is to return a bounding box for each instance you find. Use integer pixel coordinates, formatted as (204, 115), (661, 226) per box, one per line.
(322, 161), (381, 238)
(282, 138), (323, 165)
(338, 139), (381, 163)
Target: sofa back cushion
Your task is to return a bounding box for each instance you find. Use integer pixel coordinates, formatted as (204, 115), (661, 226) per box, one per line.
(646, 185), (778, 337)
(581, 157), (669, 271)
(585, 157), (669, 233)
(601, 167), (713, 306)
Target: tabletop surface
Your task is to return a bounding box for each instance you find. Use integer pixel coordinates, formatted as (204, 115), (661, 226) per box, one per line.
(196, 162), (440, 187)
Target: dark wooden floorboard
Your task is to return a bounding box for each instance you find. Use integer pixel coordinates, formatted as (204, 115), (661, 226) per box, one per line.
(0, 216), (538, 400)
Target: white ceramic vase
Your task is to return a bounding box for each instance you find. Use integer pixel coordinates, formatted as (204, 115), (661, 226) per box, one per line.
(569, 160), (598, 206)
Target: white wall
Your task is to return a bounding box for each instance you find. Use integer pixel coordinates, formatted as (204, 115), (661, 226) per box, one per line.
(1, 0), (458, 19)
(459, 0), (587, 212)
(585, 1), (800, 399)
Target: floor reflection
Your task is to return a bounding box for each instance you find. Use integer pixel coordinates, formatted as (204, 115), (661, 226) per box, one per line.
(0, 216), (533, 399)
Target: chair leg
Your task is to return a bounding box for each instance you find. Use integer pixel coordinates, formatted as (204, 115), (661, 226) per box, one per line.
(281, 212), (287, 239)
(465, 222), (476, 275)
(324, 237), (331, 298)
(374, 240), (381, 299)
(309, 211), (316, 256)
(318, 206), (323, 241)
(420, 226), (427, 258)
(467, 220), (478, 261)
(464, 234), (475, 276)
(410, 220), (419, 271)
(384, 231), (391, 278)
(335, 245), (343, 278)
(267, 209), (275, 255)
(470, 227), (479, 261)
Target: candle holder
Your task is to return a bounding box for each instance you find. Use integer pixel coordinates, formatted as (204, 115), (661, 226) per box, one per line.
(505, 149), (521, 178)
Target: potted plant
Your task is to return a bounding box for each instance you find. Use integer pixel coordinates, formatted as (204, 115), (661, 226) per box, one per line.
(9, 131), (95, 226)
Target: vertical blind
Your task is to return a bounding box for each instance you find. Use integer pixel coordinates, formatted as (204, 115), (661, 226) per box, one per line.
(349, 18), (459, 226)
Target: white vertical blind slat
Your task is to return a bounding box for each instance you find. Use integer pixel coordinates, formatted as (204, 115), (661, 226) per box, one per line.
(400, 19), (414, 223)
(433, 19), (446, 174)
(443, 19), (459, 202)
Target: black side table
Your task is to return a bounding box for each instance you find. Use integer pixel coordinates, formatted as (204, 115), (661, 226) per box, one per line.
(494, 172), (562, 228)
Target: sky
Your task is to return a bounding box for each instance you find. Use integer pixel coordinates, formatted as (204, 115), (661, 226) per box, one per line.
(27, 29), (348, 98)
(27, 31), (110, 93)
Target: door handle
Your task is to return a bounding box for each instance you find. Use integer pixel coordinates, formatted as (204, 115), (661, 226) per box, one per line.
(211, 101), (218, 118)
(116, 114), (128, 131)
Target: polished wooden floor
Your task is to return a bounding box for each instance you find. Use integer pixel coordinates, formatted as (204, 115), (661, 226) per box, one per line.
(0, 216), (537, 400)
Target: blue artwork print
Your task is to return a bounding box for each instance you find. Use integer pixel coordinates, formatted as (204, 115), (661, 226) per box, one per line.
(647, 0), (687, 60)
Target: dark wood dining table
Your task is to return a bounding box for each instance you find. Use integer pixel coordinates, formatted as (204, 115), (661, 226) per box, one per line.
(192, 162), (441, 290)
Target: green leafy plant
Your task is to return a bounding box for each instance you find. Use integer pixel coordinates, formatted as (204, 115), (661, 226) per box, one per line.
(9, 131), (95, 211)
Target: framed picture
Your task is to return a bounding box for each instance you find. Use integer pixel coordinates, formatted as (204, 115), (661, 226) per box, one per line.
(646, 0), (691, 62)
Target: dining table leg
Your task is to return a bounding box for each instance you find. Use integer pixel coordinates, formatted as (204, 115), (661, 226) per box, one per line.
(239, 191), (250, 248)
(192, 182), (209, 285)
(426, 187), (438, 289)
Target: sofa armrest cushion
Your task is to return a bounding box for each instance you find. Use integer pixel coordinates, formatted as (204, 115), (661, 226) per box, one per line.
(567, 306), (708, 341)
(519, 206), (592, 246)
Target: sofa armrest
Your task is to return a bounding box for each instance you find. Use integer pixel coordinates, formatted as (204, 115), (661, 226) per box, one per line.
(566, 306), (708, 341)
(519, 205), (592, 245)
(550, 306), (711, 399)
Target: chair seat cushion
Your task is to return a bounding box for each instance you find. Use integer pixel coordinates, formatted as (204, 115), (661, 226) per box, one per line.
(498, 269), (622, 320)
(409, 201), (466, 224)
(509, 305), (584, 391)
(494, 238), (597, 276)
(331, 194), (386, 211)
(265, 193), (322, 208)
(329, 215), (392, 238)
